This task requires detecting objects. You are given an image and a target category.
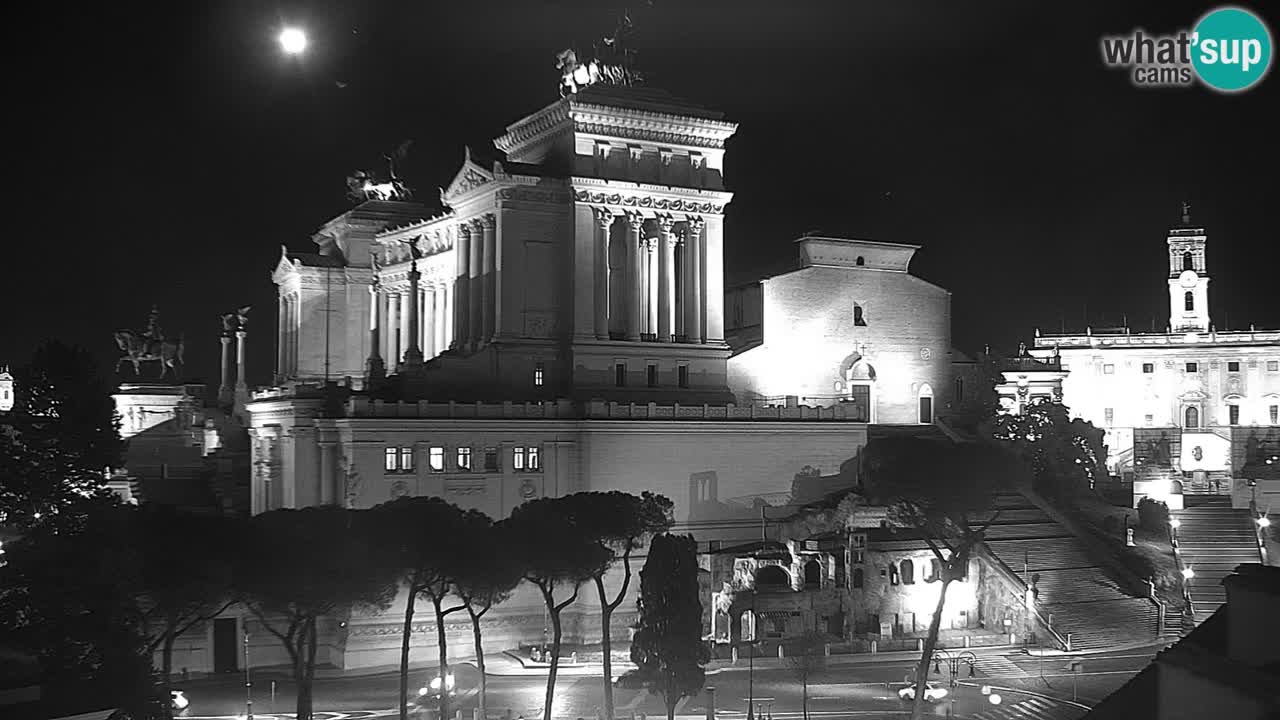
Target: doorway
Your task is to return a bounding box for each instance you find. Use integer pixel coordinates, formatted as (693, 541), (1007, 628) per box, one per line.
(212, 618), (238, 673)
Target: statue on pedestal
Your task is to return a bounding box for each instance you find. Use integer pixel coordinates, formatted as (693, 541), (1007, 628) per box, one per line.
(114, 306), (185, 381)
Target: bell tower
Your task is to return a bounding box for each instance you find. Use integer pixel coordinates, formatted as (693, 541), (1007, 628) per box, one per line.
(1166, 203), (1210, 333)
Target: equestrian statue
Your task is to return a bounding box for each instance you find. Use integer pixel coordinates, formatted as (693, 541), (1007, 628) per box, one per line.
(114, 305), (185, 381)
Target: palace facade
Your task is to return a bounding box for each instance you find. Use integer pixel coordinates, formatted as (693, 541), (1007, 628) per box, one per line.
(1014, 211), (1280, 509)
(155, 79), (973, 675)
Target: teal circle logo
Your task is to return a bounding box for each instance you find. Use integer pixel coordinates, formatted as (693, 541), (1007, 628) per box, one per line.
(1192, 7), (1273, 92)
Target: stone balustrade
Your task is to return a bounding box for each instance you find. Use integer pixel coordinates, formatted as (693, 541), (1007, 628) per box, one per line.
(340, 397), (870, 421)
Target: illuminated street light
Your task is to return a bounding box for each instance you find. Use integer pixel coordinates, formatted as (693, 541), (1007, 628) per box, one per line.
(1258, 516), (1271, 529)
(1169, 518), (1181, 529)
(278, 27), (307, 55)
(1181, 566), (1195, 580)
(989, 693), (1003, 705)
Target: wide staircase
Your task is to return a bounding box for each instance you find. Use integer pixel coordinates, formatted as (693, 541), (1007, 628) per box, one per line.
(1172, 496), (1262, 623)
(980, 494), (1161, 651)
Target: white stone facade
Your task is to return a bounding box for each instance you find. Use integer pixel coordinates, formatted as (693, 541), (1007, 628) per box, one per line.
(727, 237), (953, 424)
(1027, 216), (1280, 503)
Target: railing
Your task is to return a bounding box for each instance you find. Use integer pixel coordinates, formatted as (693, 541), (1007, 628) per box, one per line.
(341, 397), (873, 422)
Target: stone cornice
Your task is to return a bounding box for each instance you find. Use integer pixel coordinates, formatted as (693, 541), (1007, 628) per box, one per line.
(494, 102), (573, 157)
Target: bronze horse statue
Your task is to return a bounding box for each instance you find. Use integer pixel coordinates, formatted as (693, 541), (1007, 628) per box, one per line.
(114, 329), (184, 380)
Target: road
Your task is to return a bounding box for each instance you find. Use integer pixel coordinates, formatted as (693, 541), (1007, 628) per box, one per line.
(175, 644), (1163, 720)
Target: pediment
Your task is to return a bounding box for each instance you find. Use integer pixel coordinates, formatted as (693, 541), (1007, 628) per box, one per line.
(271, 246), (299, 284)
(441, 147), (495, 203)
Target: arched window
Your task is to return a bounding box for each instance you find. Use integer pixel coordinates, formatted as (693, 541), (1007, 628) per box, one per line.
(756, 565), (789, 590)
(853, 304), (867, 327)
(926, 558), (941, 583)
(1185, 291), (1194, 312)
(1185, 406), (1200, 429)
(900, 559), (915, 585)
(853, 567), (864, 589)
(889, 565), (899, 586)
(856, 256), (865, 266)
(804, 559), (822, 588)
(1183, 251), (1194, 271)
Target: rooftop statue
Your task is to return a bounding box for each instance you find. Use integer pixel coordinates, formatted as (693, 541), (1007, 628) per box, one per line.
(557, 9), (645, 96)
(115, 306), (185, 381)
(346, 140), (414, 203)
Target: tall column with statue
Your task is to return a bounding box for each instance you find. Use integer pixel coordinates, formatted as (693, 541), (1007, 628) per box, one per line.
(219, 314), (236, 408)
(234, 306), (251, 416)
(594, 208), (614, 339)
(366, 262), (385, 386)
(400, 238), (424, 371)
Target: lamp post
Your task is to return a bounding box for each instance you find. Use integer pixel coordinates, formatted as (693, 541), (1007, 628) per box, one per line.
(931, 649), (976, 688)
(244, 629), (253, 720)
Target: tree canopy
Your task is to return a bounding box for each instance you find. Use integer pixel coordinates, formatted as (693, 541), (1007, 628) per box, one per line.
(0, 341), (123, 530)
(989, 399), (1107, 497)
(631, 533), (709, 720)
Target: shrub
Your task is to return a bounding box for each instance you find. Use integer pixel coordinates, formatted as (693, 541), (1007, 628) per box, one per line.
(1137, 498), (1170, 533)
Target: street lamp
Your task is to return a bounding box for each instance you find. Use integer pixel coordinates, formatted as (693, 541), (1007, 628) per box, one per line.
(1181, 566), (1195, 580)
(244, 629), (253, 720)
(278, 27), (308, 55)
(1257, 516), (1272, 529)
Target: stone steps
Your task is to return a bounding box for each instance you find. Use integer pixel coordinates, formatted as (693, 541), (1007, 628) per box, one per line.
(1171, 503), (1261, 623)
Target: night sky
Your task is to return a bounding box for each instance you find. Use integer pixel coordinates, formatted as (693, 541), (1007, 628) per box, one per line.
(7, 0), (1278, 391)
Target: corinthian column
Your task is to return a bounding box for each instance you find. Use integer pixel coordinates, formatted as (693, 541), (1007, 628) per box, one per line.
(276, 295), (287, 380)
(402, 260), (424, 370)
(219, 332), (233, 407)
(626, 213), (644, 342)
(454, 224), (471, 350)
(468, 219), (483, 349)
(366, 283), (385, 385)
(657, 216), (676, 342)
(481, 214), (497, 344)
(686, 217), (705, 344)
(594, 208), (614, 339)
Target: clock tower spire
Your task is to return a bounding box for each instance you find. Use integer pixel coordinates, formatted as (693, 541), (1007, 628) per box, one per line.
(1166, 203), (1210, 333)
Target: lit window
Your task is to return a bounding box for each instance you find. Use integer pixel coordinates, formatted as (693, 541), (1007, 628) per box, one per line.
(385, 447), (398, 472)
(534, 362), (544, 386)
(1104, 408), (1114, 426)
(851, 550), (864, 564)
(399, 447), (414, 472)
(429, 447), (445, 472)
(615, 362), (626, 387)
(1270, 405), (1278, 424)
(678, 365), (689, 388)
(647, 364), (658, 388)
(888, 565), (899, 586)
(527, 445), (540, 470)
(484, 447), (498, 472)
(1142, 363), (1154, 374)
(457, 447), (472, 471)
(1104, 364), (1115, 374)
(1145, 414), (1154, 426)
(1269, 361), (1279, 372)
(1186, 362), (1198, 373)
(1184, 291), (1194, 312)
(1227, 361), (1241, 373)
(514, 446), (526, 471)
(1228, 405), (1240, 426)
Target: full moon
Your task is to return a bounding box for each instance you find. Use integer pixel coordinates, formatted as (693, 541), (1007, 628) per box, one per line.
(278, 27), (307, 55)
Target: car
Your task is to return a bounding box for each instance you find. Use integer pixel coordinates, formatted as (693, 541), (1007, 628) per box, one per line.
(898, 682), (948, 703)
(414, 663), (480, 707)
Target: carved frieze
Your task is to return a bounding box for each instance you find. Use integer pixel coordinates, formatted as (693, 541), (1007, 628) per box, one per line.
(573, 189), (724, 215)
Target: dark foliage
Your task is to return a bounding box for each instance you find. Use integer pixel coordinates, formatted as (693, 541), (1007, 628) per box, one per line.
(630, 533), (709, 720)
(1137, 497), (1170, 533)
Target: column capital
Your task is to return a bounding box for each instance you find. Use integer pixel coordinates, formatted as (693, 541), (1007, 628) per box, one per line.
(627, 212), (646, 232)
(480, 213), (497, 230)
(657, 214), (677, 236)
(686, 215), (706, 234)
(457, 221), (474, 238)
(594, 207), (617, 230)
